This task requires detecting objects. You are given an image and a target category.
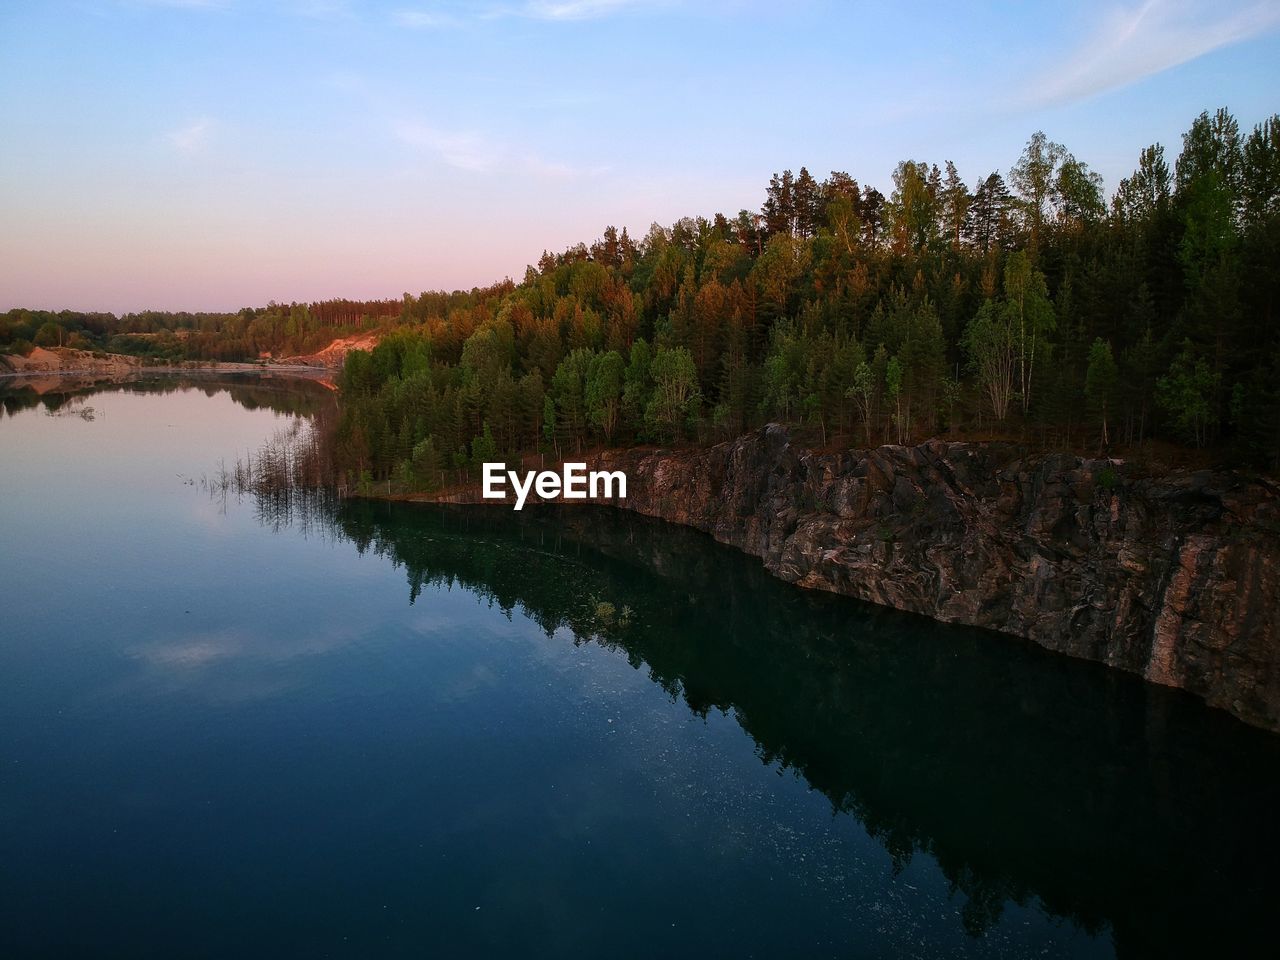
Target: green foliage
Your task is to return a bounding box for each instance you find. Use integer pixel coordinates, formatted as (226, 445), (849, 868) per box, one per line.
(963, 299), (1016, 421)
(549, 348), (596, 450)
(461, 320), (515, 384)
(34, 321), (63, 347)
(409, 436), (442, 488)
(885, 356), (905, 442)
(621, 338), (653, 431)
(1085, 339), (1119, 444)
(471, 421), (498, 466)
(31, 105), (1268, 484)
(1156, 341), (1220, 447)
(644, 346), (701, 441)
(585, 350), (625, 441)
(1001, 251), (1055, 414)
(542, 395), (558, 453)
(341, 349), (378, 396)
(762, 321), (810, 420)
(846, 360), (878, 444)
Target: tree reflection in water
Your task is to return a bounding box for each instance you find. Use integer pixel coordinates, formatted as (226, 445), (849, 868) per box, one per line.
(231, 485), (1280, 960)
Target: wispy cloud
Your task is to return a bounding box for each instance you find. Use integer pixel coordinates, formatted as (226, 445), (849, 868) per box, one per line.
(391, 7), (462, 28)
(127, 0), (355, 15)
(287, 0), (356, 20)
(392, 118), (606, 178)
(520, 0), (644, 20)
(165, 117), (214, 154)
(524, 154), (610, 178)
(1029, 0), (1280, 106)
(128, 0), (230, 9)
(393, 121), (495, 171)
(392, 0), (668, 28)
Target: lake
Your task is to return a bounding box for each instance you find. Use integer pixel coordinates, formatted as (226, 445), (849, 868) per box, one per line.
(1, 378), (1277, 959)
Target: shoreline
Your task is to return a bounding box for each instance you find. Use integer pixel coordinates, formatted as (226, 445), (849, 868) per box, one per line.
(0, 361), (336, 387)
(356, 426), (1280, 733)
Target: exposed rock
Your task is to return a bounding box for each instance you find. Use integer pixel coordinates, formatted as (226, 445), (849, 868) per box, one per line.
(0, 346), (142, 375)
(562, 425), (1280, 731)
(277, 332), (380, 369)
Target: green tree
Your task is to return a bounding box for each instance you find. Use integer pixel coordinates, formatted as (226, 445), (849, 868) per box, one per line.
(967, 172), (1012, 252)
(885, 356), (904, 443)
(888, 160), (941, 252)
(1054, 155), (1105, 226)
(585, 350), (625, 441)
(1156, 341), (1219, 447)
(1112, 144), (1171, 223)
(761, 322), (810, 420)
(846, 360), (878, 445)
(410, 435), (442, 488)
(542, 395), (559, 458)
(33, 321), (63, 347)
(751, 233), (811, 316)
(470, 421), (498, 466)
(963, 299), (1017, 422)
(551, 348), (594, 451)
(1002, 251), (1055, 413)
(940, 160), (971, 249)
(1010, 131), (1065, 245)
(622, 338), (653, 434)
(898, 301), (947, 435)
(517, 371), (545, 452)
(1084, 339), (1119, 445)
(645, 346), (702, 440)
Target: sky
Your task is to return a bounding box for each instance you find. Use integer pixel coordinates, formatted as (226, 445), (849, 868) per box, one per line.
(1, 0), (1277, 314)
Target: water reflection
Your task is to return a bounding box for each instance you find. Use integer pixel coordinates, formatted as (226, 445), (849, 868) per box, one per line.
(264, 497), (1278, 958)
(7, 375), (1274, 957)
(0, 372), (335, 421)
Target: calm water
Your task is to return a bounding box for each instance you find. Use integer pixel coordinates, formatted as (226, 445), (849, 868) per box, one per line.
(1, 379), (1278, 959)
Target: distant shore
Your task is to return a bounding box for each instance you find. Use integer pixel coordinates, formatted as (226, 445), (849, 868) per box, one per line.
(0, 346), (336, 389)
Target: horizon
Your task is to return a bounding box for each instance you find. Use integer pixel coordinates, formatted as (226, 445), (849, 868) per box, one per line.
(2, 0), (1278, 314)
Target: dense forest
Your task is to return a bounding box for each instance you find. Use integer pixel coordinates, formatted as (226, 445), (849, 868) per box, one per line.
(6, 107), (1277, 484)
(331, 106), (1279, 489)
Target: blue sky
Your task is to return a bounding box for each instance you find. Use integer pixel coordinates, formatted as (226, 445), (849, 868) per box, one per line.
(1, 0), (1277, 313)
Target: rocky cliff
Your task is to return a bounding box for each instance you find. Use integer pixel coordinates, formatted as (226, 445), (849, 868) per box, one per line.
(568, 425), (1280, 731)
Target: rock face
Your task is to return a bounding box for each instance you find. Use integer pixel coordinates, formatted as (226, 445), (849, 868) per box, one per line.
(580, 425), (1280, 731)
(277, 332), (380, 369)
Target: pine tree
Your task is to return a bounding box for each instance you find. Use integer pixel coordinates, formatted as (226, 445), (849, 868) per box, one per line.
(1085, 339), (1119, 446)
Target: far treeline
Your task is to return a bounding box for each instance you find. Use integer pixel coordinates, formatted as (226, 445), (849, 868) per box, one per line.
(6, 107), (1278, 482)
(0, 298), (403, 362)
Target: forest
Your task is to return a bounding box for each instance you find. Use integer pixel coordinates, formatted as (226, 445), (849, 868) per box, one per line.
(331, 106), (1280, 489)
(6, 106), (1278, 486)
(0, 299), (403, 363)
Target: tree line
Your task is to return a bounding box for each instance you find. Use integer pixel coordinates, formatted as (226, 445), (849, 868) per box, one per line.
(331, 106), (1279, 490)
(6, 106), (1277, 482)
(0, 299), (405, 363)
